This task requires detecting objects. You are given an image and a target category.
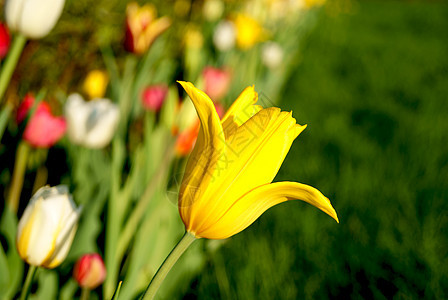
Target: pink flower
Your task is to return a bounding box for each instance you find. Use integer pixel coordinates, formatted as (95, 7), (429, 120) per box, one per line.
(17, 94), (66, 148)
(0, 23), (10, 59)
(73, 253), (107, 290)
(203, 66), (231, 101)
(141, 84), (168, 112)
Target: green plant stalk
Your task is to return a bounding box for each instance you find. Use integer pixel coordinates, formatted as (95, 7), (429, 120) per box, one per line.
(0, 34), (27, 102)
(104, 138), (123, 299)
(19, 265), (37, 300)
(80, 288), (90, 300)
(115, 143), (174, 265)
(7, 141), (31, 213)
(141, 232), (197, 300)
(0, 103), (12, 142)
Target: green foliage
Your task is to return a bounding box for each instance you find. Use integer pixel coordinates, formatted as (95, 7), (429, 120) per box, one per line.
(195, 1), (448, 299)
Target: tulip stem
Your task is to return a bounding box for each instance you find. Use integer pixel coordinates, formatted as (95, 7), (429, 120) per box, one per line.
(8, 141), (31, 213)
(80, 288), (90, 300)
(20, 265), (37, 300)
(141, 232), (196, 300)
(0, 33), (27, 102)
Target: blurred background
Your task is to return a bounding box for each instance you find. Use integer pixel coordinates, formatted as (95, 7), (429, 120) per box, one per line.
(1, 0), (447, 299)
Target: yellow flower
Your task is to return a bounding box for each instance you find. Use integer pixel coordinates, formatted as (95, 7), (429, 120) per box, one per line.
(125, 2), (171, 55)
(233, 14), (266, 50)
(83, 70), (109, 99)
(177, 81), (338, 239)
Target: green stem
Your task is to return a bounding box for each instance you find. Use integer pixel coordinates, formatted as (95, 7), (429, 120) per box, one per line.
(0, 34), (27, 102)
(0, 103), (12, 142)
(115, 143), (174, 265)
(19, 265), (37, 300)
(80, 287), (90, 300)
(141, 232), (196, 300)
(7, 141), (30, 213)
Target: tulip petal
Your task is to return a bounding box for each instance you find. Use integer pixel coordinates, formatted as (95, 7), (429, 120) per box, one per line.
(198, 182), (338, 239)
(177, 81), (226, 226)
(189, 107), (306, 234)
(221, 86), (262, 138)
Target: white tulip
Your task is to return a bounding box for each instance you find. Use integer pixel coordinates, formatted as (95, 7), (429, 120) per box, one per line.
(213, 21), (236, 51)
(16, 185), (81, 268)
(65, 94), (120, 149)
(5, 0), (66, 39)
(262, 42), (284, 69)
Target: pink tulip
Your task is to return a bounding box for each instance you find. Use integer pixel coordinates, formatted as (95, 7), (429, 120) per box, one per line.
(17, 94), (66, 148)
(203, 66), (231, 101)
(141, 84), (168, 112)
(73, 253), (107, 290)
(0, 23), (10, 59)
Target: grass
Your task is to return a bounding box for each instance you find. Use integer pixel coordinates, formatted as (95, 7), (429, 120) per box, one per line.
(193, 1), (448, 299)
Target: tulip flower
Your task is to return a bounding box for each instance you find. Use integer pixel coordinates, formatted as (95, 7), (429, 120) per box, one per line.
(5, 0), (65, 39)
(141, 82), (338, 299)
(73, 254), (107, 290)
(202, 66), (231, 102)
(64, 94), (119, 149)
(125, 2), (171, 55)
(17, 94), (66, 148)
(177, 81), (338, 239)
(83, 70), (109, 99)
(16, 185), (81, 268)
(141, 84), (168, 112)
(0, 23), (10, 59)
(233, 14), (267, 50)
(213, 21), (236, 51)
(262, 42), (284, 69)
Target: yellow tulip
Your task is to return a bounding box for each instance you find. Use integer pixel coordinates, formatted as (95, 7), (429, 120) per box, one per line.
(177, 81), (338, 239)
(16, 185), (81, 268)
(83, 70), (109, 99)
(233, 14), (267, 50)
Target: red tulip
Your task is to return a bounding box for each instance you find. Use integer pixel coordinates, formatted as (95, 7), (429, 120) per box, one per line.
(0, 23), (10, 59)
(73, 253), (107, 290)
(203, 66), (231, 101)
(141, 84), (168, 112)
(17, 94), (66, 148)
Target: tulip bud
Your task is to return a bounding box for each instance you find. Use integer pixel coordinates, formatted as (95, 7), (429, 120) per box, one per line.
(175, 120), (200, 156)
(213, 21), (236, 51)
(64, 94), (119, 149)
(83, 70), (109, 99)
(262, 42), (284, 69)
(203, 66), (231, 102)
(233, 14), (267, 50)
(16, 185), (81, 268)
(141, 84), (168, 112)
(73, 254), (106, 290)
(5, 0), (65, 39)
(0, 23), (11, 59)
(125, 2), (171, 55)
(17, 94), (66, 148)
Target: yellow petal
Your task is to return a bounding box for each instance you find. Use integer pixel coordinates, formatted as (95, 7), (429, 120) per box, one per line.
(221, 86), (262, 138)
(197, 182), (338, 239)
(177, 81), (225, 227)
(188, 107), (306, 235)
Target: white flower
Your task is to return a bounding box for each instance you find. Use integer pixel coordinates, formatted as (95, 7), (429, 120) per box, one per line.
(262, 42), (284, 69)
(213, 21), (236, 51)
(16, 185), (81, 268)
(5, 0), (65, 39)
(65, 94), (120, 149)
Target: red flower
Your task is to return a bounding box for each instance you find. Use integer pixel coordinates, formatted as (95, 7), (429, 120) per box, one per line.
(203, 66), (232, 102)
(73, 254), (107, 290)
(141, 84), (168, 112)
(0, 23), (10, 59)
(17, 94), (66, 148)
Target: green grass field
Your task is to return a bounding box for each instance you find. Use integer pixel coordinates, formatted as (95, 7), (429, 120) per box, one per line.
(193, 1), (448, 299)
